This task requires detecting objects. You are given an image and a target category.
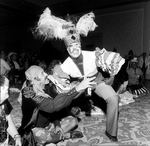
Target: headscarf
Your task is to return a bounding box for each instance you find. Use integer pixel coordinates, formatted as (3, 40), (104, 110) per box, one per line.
(25, 65), (50, 98)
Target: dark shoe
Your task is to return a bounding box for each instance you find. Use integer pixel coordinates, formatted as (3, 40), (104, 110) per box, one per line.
(70, 130), (83, 139)
(105, 131), (118, 142)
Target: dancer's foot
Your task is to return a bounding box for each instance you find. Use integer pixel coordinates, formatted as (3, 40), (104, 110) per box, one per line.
(105, 131), (118, 142)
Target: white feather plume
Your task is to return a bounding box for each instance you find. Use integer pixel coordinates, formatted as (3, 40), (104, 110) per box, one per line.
(76, 12), (98, 36)
(36, 8), (74, 40)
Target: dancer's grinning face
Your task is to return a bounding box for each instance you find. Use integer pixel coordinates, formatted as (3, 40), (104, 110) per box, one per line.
(67, 43), (81, 58)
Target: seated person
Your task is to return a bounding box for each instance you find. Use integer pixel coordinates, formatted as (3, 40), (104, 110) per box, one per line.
(112, 65), (135, 106)
(112, 64), (129, 94)
(8, 52), (25, 86)
(45, 60), (82, 118)
(45, 60), (73, 95)
(0, 50), (11, 77)
(127, 57), (149, 96)
(18, 65), (95, 145)
(0, 75), (21, 146)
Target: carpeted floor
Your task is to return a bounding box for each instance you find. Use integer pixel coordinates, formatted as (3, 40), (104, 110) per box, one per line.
(57, 94), (150, 146)
(9, 80), (150, 146)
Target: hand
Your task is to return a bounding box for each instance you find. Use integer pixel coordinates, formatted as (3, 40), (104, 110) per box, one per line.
(75, 76), (96, 92)
(55, 126), (64, 140)
(105, 76), (114, 85)
(15, 137), (22, 146)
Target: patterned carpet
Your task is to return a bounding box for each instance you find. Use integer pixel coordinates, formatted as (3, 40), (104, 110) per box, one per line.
(57, 95), (150, 146)
(9, 86), (150, 146)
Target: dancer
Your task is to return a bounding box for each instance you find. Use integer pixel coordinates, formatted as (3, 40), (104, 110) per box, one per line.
(34, 8), (125, 142)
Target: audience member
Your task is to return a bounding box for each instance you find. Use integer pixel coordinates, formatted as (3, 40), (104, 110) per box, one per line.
(18, 51), (26, 68)
(48, 59), (106, 117)
(0, 75), (22, 146)
(45, 59), (87, 118)
(112, 64), (129, 93)
(127, 57), (149, 96)
(24, 57), (30, 70)
(112, 64), (135, 106)
(138, 52), (148, 82)
(37, 58), (47, 70)
(0, 50), (11, 77)
(124, 50), (134, 70)
(46, 59), (80, 94)
(146, 54), (150, 79)
(126, 50), (134, 60)
(8, 52), (25, 86)
(18, 65), (95, 145)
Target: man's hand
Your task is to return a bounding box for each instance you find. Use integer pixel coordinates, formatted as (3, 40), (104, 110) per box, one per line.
(75, 76), (96, 92)
(55, 126), (64, 140)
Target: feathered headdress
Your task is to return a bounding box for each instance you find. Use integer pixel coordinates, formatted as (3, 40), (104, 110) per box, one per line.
(34, 7), (97, 47)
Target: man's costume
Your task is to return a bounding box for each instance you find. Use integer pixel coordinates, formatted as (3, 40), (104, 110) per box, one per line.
(34, 8), (125, 141)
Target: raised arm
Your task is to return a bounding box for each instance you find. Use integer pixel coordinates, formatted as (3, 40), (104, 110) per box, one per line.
(22, 77), (95, 113)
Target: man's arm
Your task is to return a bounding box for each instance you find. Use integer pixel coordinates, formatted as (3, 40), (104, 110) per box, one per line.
(1, 59), (11, 75)
(40, 76), (96, 112)
(22, 77), (95, 114)
(39, 88), (79, 113)
(22, 86), (80, 114)
(2, 59), (11, 71)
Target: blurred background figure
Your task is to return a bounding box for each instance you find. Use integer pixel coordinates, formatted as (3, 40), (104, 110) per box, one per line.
(7, 52), (25, 87)
(112, 47), (117, 52)
(0, 75), (21, 146)
(0, 50), (11, 77)
(145, 54), (150, 80)
(138, 52), (148, 82)
(127, 57), (149, 96)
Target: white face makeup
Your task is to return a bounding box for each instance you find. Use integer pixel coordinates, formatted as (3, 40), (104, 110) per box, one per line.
(67, 43), (81, 58)
(0, 77), (9, 104)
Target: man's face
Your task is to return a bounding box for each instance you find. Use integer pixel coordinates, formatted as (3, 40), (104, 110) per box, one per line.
(122, 81), (128, 90)
(52, 64), (70, 84)
(0, 51), (5, 59)
(38, 71), (49, 85)
(118, 81), (128, 94)
(0, 78), (9, 104)
(132, 62), (137, 69)
(12, 54), (17, 61)
(67, 43), (81, 58)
